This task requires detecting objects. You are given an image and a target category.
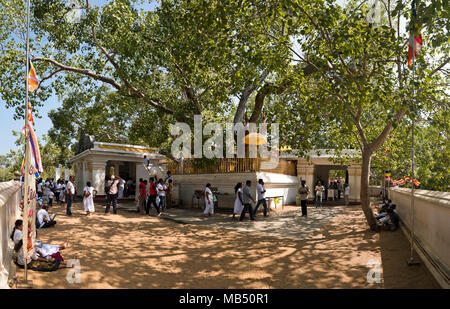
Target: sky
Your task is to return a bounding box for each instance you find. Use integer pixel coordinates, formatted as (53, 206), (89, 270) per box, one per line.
(0, 0), (157, 156)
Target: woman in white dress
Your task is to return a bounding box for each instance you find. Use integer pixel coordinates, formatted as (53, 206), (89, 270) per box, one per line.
(204, 183), (214, 216)
(83, 181), (97, 215)
(233, 182), (244, 219)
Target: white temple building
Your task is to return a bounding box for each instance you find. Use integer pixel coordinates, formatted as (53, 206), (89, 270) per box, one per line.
(70, 141), (362, 207)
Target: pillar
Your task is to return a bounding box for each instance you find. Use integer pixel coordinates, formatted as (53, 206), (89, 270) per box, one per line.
(90, 161), (107, 195)
(347, 164), (361, 202)
(297, 159), (315, 199)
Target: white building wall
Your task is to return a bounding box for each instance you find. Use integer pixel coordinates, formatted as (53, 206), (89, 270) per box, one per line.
(173, 172), (299, 209)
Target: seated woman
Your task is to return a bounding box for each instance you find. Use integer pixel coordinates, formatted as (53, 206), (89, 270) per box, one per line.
(11, 220), (73, 271)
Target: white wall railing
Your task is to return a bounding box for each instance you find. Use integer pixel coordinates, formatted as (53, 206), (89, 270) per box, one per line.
(0, 181), (21, 289)
(390, 187), (450, 289)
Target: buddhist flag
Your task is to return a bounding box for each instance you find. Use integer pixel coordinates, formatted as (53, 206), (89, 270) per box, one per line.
(28, 58), (39, 92)
(27, 121), (43, 174)
(385, 171), (391, 180)
(407, 0), (423, 66)
(27, 102), (35, 126)
(413, 179), (421, 187)
(404, 177), (412, 182)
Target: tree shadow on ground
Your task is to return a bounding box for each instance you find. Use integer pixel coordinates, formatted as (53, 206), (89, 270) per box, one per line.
(14, 202), (439, 289)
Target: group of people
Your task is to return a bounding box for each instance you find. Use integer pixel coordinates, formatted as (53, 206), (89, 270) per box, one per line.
(137, 172), (173, 216)
(228, 179), (268, 221)
(11, 219), (74, 271)
(36, 176), (76, 217)
(375, 199), (400, 231)
(312, 179), (350, 207)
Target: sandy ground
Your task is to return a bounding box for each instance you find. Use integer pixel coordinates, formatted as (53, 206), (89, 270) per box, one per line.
(13, 200), (439, 289)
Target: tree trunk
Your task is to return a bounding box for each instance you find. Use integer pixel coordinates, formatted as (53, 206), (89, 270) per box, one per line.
(360, 148), (379, 231)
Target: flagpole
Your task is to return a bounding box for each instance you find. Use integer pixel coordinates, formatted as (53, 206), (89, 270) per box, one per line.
(408, 0), (419, 266)
(23, 0), (31, 285)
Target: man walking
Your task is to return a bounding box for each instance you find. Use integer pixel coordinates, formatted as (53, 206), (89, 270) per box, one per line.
(66, 176), (75, 216)
(105, 175), (120, 214)
(157, 178), (167, 212)
(147, 177), (160, 216)
(298, 180), (310, 216)
(253, 179), (268, 217)
(240, 180), (255, 221)
(138, 179), (146, 214)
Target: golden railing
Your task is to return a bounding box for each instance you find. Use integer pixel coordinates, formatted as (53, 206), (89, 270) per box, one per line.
(167, 158), (297, 176)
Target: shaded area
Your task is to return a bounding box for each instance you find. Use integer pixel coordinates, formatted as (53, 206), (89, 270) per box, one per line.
(14, 201), (439, 289)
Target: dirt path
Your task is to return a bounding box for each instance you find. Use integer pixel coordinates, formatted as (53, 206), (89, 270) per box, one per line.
(14, 201), (439, 289)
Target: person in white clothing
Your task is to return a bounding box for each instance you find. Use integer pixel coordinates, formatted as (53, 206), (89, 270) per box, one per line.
(37, 205), (57, 228)
(204, 183), (214, 216)
(118, 177), (125, 198)
(344, 184), (350, 205)
(156, 179), (167, 212)
(46, 190), (55, 207)
(253, 179), (268, 217)
(315, 181), (325, 207)
(11, 220), (71, 268)
(233, 182), (244, 219)
(37, 179), (43, 198)
(83, 181), (97, 215)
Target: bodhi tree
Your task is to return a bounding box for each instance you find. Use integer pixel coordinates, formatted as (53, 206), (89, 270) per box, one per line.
(0, 0), (293, 124)
(253, 0), (448, 230)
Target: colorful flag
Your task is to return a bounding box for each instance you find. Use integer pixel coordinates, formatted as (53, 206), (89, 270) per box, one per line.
(408, 0), (423, 66)
(404, 177), (412, 182)
(27, 102), (35, 126)
(22, 137), (37, 263)
(413, 179), (421, 187)
(28, 58), (39, 92)
(27, 121), (43, 174)
(398, 179), (405, 185)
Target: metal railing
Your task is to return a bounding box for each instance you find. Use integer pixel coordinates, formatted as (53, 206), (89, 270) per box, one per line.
(167, 158), (297, 176)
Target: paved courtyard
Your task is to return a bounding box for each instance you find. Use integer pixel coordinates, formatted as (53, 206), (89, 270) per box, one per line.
(159, 206), (346, 241)
(14, 201), (439, 289)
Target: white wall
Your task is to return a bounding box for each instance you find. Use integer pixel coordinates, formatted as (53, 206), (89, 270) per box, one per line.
(0, 181), (21, 289)
(390, 187), (450, 288)
(174, 172), (299, 209)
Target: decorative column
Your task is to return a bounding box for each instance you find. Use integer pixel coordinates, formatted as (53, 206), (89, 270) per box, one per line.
(347, 164), (361, 202)
(297, 159), (315, 199)
(90, 161), (107, 195)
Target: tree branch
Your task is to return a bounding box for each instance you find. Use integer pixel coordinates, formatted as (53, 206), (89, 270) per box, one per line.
(33, 57), (122, 90)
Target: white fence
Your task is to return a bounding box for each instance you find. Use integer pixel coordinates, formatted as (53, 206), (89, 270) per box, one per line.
(390, 187), (450, 289)
(0, 181), (21, 289)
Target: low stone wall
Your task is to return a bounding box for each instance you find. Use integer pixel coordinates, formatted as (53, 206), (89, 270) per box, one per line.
(173, 172), (299, 209)
(390, 187), (450, 288)
(369, 186), (382, 197)
(0, 181), (21, 289)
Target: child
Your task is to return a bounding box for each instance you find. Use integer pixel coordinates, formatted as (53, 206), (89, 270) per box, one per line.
(47, 190), (55, 207)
